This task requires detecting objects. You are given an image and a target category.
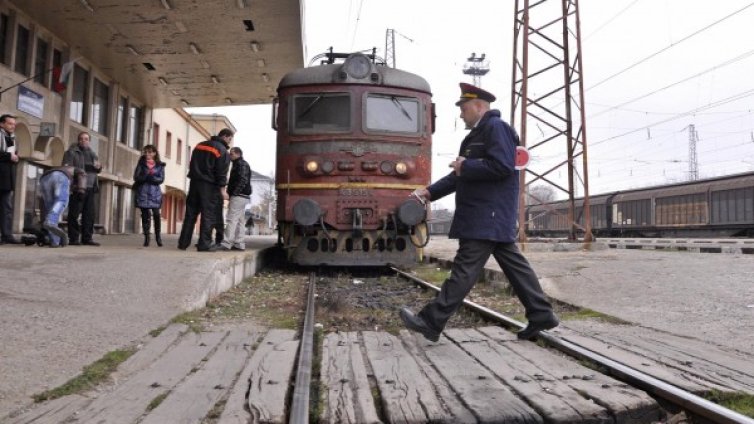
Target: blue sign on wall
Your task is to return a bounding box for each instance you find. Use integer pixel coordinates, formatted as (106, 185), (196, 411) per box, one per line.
(17, 86), (45, 119)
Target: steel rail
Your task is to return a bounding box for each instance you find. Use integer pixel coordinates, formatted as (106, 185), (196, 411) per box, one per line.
(289, 272), (317, 424)
(391, 266), (754, 424)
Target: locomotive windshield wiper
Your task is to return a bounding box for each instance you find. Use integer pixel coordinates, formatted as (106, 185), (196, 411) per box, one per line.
(391, 96), (413, 121)
(298, 95), (323, 119)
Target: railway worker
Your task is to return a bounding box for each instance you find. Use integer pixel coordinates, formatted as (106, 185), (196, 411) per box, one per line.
(178, 128), (232, 252)
(400, 83), (559, 342)
(219, 146), (252, 251)
(37, 166), (87, 247)
(63, 131), (103, 246)
(0, 114), (21, 245)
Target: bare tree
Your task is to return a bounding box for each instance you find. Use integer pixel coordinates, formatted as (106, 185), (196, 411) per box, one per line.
(527, 184), (556, 205)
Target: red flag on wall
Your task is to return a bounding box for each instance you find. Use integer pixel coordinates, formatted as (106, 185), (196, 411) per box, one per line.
(53, 60), (75, 93)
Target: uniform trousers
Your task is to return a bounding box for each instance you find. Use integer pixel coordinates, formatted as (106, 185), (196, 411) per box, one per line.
(418, 238), (555, 333)
(0, 190), (13, 239)
(178, 180), (220, 250)
(67, 187), (97, 243)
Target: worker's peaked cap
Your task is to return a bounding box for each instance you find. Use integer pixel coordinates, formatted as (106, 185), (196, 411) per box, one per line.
(455, 82), (496, 106)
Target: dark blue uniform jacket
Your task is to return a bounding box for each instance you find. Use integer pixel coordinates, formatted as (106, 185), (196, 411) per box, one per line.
(427, 109), (520, 242)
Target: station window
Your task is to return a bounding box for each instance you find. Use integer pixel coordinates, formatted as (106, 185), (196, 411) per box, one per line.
(70, 65), (89, 124)
(34, 39), (49, 86)
(0, 14), (8, 65)
(51, 49), (62, 92)
(365, 94), (420, 134)
(14, 25), (30, 76)
(153, 123), (160, 150)
(91, 79), (109, 135)
(176, 138), (183, 164)
(128, 105), (143, 149)
(165, 131), (172, 158)
(115, 96), (127, 143)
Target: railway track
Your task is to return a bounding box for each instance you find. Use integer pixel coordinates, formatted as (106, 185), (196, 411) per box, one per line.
(12, 265), (751, 423)
(287, 266), (754, 424)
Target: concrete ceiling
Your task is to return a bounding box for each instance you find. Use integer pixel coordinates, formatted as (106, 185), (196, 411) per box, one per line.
(14, 0), (304, 107)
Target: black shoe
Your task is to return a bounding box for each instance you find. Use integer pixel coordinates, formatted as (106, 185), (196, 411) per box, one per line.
(399, 308), (440, 342)
(2, 237), (22, 244)
(82, 240), (101, 246)
(143, 234), (150, 247)
(197, 244), (218, 252)
(517, 316), (559, 340)
(155, 235), (163, 247)
(43, 223), (69, 246)
(69, 240), (81, 246)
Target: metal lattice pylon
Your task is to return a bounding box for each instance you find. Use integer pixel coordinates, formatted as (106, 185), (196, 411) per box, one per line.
(385, 29), (396, 68)
(511, 0), (593, 242)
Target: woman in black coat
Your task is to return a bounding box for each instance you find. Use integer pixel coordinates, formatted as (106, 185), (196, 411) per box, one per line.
(133, 145), (166, 246)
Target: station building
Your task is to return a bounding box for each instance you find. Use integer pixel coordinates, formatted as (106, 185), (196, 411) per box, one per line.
(0, 0), (303, 235)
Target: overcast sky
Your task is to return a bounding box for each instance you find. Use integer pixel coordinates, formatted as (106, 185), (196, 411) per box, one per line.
(189, 0), (754, 210)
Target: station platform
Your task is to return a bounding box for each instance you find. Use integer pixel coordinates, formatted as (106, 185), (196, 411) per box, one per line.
(0, 234), (277, 416)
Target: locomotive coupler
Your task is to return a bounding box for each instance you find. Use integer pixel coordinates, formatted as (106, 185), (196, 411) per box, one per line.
(352, 208), (363, 239)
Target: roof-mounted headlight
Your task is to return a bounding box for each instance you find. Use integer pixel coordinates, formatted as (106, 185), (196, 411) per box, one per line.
(342, 53), (372, 80)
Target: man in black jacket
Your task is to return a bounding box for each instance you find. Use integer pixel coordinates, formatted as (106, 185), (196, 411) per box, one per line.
(63, 132), (103, 246)
(220, 147), (252, 251)
(0, 114), (21, 244)
(178, 128), (231, 251)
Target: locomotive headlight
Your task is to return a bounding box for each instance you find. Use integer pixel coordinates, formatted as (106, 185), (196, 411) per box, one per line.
(395, 162), (408, 175)
(380, 161), (394, 174)
(343, 53), (371, 79)
(305, 160), (319, 173)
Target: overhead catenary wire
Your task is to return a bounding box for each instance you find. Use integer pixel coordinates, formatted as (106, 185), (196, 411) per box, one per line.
(586, 1), (754, 92)
(583, 0), (642, 41)
(589, 87), (754, 148)
(588, 48), (754, 119)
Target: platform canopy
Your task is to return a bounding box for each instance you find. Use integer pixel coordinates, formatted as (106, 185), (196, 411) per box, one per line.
(18, 0), (304, 107)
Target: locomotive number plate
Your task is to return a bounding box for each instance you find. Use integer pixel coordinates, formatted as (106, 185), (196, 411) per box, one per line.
(339, 188), (369, 196)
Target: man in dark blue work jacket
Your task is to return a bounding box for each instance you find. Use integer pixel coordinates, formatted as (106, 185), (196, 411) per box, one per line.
(400, 83), (558, 342)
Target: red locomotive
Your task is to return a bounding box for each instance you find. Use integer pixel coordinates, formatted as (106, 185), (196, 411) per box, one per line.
(273, 51), (433, 266)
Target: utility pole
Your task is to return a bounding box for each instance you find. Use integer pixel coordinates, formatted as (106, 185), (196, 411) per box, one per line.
(385, 29), (396, 68)
(688, 124), (699, 181)
(384, 29), (414, 69)
(511, 0), (593, 242)
(463, 53), (490, 87)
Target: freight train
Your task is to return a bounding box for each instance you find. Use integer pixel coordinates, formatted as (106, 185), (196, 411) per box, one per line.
(527, 172), (754, 238)
(273, 51), (433, 266)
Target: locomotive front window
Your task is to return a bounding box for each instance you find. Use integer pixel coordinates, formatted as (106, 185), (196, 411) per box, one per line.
(365, 95), (420, 134)
(291, 93), (351, 133)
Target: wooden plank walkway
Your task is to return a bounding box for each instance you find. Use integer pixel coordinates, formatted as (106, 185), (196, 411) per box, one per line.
(6, 321), (753, 423)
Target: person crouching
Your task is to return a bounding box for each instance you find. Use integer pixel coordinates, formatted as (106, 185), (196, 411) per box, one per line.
(37, 166), (87, 247)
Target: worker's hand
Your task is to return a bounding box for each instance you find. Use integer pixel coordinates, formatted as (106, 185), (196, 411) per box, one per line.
(449, 156), (465, 176)
(10, 153), (18, 163)
(221, 189), (229, 201)
(411, 188), (430, 203)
